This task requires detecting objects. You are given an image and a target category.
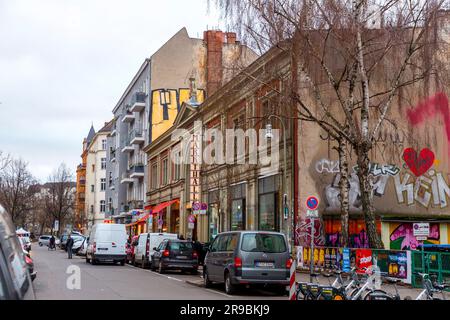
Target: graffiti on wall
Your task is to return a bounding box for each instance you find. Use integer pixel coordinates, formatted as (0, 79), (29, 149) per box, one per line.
(406, 92), (450, 150)
(324, 219), (382, 249)
(151, 88), (206, 141)
(390, 223), (440, 250)
(402, 148), (435, 177)
(295, 218), (326, 247)
(319, 161), (400, 211)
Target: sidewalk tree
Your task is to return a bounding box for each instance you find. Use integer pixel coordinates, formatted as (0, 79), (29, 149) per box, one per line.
(43, 163), (75, 236)
(0, 158), (37, 226)
(212, 0), (449, 248)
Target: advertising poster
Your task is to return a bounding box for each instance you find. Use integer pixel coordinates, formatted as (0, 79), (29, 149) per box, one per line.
(387, 251), (408, 279)
(343, 248), (351, 272)
(355, 249), (373, 273)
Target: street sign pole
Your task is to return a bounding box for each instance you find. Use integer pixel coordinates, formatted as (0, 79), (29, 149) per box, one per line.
(309, 217), (315, 283)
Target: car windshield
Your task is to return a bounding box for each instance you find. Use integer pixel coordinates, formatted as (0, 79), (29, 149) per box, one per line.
(169, 242), (193, 252)
(241, 233), (287, 253)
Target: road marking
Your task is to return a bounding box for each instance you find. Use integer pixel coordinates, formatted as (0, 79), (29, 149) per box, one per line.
(125, 264), (185, 282)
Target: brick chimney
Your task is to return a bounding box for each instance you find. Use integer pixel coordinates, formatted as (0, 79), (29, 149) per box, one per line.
(204, 30), (225, 97)
(226, 32), (237, 44)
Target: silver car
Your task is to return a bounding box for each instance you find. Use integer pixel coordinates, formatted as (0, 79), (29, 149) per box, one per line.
(203, 231), (291, 295)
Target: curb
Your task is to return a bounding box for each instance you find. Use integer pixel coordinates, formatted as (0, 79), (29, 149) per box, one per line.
(185, 280), (204, 288)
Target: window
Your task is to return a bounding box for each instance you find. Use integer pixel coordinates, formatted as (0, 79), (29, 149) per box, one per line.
(90, 205), (94, 214)
(109, 172), (113, 186)
(92, 164), (95, 172)
(100, 178), (106, 191)
(151, 163), (158, 189)
(241, 233), (287, 253)
(101, 158), (106, 170)
(91, 185), (94, 193)
(100, 200), (106, 213)
(174, 151), (181, 181)
(102, 139), (107, 150)
(161, 158), (168, 185)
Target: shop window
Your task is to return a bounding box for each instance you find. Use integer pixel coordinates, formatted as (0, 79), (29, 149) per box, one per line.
(258, 175), (280, 231)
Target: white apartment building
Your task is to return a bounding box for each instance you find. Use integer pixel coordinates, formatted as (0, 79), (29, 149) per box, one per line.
(85, 122), (113, 232)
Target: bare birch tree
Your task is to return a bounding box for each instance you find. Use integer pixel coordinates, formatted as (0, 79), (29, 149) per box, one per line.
(212, 0), (449, 248)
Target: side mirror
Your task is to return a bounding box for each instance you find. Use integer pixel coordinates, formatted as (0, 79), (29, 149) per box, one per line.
(153, 247), (158, 251)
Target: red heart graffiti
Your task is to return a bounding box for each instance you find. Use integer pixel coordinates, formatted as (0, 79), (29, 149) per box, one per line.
(402, 148), (435, 177)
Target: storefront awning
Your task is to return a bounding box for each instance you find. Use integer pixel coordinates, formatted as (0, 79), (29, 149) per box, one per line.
(150, 199), (179, 215)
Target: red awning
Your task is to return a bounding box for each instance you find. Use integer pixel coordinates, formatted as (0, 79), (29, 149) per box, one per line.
(151, 199), (179, 215)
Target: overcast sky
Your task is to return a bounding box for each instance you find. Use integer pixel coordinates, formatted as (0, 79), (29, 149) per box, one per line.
(0, 0), (223, 182)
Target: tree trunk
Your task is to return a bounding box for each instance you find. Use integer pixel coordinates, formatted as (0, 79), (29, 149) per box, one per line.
(356, 146), (383, 249)
(337, 140), (350, 248)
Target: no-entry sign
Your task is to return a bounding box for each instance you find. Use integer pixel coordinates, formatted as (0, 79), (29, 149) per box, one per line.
(306, 196), (319, 210)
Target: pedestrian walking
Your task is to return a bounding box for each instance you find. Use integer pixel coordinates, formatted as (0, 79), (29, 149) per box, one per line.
(66, 235), (74, 259)
(49, 235), (55, 250)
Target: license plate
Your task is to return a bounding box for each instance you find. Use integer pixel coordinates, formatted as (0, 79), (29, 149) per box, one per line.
(176, 256), (188, 259)
(255, 261), (274, 268)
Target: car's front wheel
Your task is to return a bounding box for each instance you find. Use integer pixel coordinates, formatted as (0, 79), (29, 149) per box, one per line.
(39, 243), (43, 247)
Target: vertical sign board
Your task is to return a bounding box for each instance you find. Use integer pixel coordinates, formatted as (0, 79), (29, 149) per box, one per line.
(54, 220), (59, 232)
(343, 248), (351, 272)
(190, 130), (202, 204)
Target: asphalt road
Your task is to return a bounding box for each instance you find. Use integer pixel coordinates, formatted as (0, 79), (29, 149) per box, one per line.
(30, 244), (287, 300)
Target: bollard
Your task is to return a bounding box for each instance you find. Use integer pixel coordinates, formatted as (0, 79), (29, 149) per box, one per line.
(289, 259), (296, 300)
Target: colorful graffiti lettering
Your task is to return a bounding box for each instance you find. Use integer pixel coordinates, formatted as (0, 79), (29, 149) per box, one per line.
(394, 169), (450, 208)
(406, 92), (450, 151)
(315, 159), (340, 173)
(390, 223), (440, 250)
(402, 148), (435, 177)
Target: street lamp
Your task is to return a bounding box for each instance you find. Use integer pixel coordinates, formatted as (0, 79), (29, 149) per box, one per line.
(264, 115), (291, 251)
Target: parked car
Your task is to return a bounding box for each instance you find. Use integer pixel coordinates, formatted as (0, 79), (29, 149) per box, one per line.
(151, 239), (198, 274)
(60, 233), (84, 251)
(134, 233), (178, 268)
(22, 249), (36, 281)
(38, 235), (51, 247)
(203, 231), (291, 295)
(0, 205), (35, 299)
(18, 236), (31, 253)
(77, 238), (87, 256)
(72, 236), (86, 254)
(126, 235), (139, 264)
(86, 223), (127, 265)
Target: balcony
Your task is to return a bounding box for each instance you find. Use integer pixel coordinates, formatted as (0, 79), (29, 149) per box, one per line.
(110, 148), (116, 162)
(129, 163), (145, 179)
(121, 139), (134, 153)
(120, 171), (134, 184)
(122, 109), (135, 123)
(130, 129), (145, 145)
(130, 92), (146, 112)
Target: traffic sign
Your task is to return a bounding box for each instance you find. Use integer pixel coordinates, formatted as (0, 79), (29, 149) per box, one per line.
(306, 196), (319, 210)
(188, 215), (196, 223)
(306, 210), (319, 218)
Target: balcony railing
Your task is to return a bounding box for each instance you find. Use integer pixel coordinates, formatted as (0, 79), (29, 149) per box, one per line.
(128, 200), (144, 210)
(130, 92), (146, 112)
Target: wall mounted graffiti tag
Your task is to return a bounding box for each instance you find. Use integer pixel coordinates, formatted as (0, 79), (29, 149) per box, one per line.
(402, 148), (435, 177)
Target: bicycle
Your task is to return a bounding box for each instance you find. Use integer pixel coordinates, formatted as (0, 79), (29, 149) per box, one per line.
(408, 273), (449, 300)
(362, 276), (403, 300)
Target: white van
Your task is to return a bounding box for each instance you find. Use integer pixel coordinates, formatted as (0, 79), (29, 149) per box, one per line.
(134, 233), (178, 268)
(86, 224), (127, 265)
